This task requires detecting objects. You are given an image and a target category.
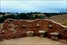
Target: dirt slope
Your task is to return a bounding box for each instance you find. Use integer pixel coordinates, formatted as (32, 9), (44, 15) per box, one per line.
(48, 14), (67, 26)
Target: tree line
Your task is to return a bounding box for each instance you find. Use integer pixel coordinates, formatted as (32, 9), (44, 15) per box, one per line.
(0, 12), (67, 23)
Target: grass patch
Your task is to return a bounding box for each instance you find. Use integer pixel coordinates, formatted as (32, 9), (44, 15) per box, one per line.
(62, 23), (67, 26)
(0, 23), (3, 29)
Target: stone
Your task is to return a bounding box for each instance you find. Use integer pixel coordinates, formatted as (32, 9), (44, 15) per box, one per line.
(50, 32), (59, 40)
(26, 31), (34, 37)
(38, 30), (46, 37)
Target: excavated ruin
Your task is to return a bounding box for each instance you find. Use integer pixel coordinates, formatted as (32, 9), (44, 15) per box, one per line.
(0, 19), (67, 41)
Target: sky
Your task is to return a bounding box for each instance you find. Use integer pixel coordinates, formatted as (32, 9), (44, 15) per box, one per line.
(0, 0), (67, 13)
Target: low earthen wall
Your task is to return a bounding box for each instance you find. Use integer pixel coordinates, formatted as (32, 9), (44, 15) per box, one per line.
(0, 19), (67, 40)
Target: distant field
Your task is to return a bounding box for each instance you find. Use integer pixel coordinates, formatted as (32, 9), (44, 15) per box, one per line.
(0, 23), (3, 29)
(48, 14), (67, 26)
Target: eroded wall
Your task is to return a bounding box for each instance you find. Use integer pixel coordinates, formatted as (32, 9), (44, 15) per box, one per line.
(0, 19), (67, 40)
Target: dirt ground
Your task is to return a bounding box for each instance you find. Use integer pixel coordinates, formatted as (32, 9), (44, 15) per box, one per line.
(0, 36), (67, 45)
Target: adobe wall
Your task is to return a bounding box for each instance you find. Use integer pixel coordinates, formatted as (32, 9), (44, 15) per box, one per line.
(0, 19), (67, 40)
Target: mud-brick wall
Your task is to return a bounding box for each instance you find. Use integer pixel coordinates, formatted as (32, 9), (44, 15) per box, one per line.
(0, 19), (67, 40)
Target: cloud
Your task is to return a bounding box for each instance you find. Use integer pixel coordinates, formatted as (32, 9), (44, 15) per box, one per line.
(0, 0), (67, 12)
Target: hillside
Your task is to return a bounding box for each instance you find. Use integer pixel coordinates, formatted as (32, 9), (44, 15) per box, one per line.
(48, 14), (67, 26)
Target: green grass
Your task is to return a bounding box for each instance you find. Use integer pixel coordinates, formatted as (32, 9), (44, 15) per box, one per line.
(63, 23), (67, 26)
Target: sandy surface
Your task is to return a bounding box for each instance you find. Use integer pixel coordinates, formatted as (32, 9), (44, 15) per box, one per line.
(0, 36), (66, 45)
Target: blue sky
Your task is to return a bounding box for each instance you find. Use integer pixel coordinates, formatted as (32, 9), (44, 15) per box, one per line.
(0, 0), (67, 13)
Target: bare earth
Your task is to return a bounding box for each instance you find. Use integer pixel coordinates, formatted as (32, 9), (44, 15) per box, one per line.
(0, 36), (66, 45)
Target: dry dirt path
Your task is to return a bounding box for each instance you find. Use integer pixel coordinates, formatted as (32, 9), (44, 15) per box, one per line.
(0, 36), (66, 45)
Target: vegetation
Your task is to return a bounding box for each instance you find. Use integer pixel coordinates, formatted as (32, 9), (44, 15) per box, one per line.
(0, 12), (67, 23)
(63, 23), (67, 26)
